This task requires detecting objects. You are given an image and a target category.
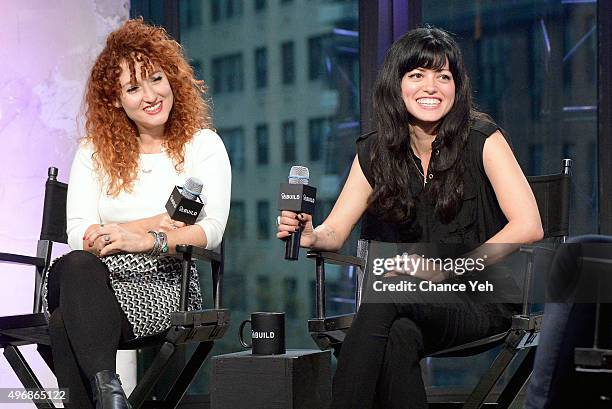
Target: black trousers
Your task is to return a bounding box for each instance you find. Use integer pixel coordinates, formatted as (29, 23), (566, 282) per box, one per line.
(45, 250), (135, 409)
(330, 280), (513, 409)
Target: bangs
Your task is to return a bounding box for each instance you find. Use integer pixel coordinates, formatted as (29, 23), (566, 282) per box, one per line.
(123, 52), (157, 85)
(398, 40), (451, 75)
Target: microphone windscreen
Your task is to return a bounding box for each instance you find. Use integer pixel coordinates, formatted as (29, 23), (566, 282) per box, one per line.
(289, 166), (309, 185)
(183, 177), (203, 200)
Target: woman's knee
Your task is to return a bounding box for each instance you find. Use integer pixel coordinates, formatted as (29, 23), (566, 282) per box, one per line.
(387, 318), (424, 356)
(49, 250), (109, 285)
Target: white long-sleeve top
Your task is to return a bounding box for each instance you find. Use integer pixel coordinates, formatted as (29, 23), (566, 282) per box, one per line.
(66, 129), (231, 250)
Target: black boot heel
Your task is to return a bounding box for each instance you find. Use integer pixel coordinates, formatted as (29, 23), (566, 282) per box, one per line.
(90, 370), (132, 409)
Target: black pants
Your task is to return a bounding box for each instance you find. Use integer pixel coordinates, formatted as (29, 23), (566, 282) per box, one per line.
(330, 283), (513, 409)
(45, 250), (135, 409)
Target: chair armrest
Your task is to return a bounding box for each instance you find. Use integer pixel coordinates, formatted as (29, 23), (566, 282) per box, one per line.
(306, 251), (365, 269)
(0, 252), (46, 267)
(175, 244), (222, 263)
(175, 244), (224, 311)
(517, 245), (556, 316)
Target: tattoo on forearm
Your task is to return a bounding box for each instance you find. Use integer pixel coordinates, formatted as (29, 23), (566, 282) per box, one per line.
(314, 223), (336, 245)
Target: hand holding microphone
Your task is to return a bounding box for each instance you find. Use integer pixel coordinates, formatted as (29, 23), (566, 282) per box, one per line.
(277, 166), (317, 260)
(276, 211), (316, 248)
(165, 177), (207, 225)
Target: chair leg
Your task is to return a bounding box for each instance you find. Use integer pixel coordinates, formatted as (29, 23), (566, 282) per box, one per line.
(128, 341), (177, 409)
(496, 347), (536, 408)
(461, 344), (519, 409)
(164, 341), (214, 408)
(507, 373), (532, 409)
(3, 345), (56, 409)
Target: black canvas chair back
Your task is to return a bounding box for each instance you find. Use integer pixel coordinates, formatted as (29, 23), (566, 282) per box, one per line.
(40, 167), (68, 244)
(527, 158), (571, 240)
(0, 167), (230, 409)
(307, 158), (573, 408)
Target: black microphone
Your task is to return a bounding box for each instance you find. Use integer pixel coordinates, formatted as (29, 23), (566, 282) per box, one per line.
(165, 177), (207, 225)
(278, 166), (317, 260)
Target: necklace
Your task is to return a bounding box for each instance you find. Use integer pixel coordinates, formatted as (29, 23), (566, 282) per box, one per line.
(409, 153), (427, 187)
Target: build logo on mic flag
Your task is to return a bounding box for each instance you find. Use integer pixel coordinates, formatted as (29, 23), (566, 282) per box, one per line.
(165, 186), (204, 224)
(278, 183), (317, 214)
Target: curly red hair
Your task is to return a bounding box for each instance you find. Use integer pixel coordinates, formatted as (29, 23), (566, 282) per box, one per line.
(84, 18), (212, 195)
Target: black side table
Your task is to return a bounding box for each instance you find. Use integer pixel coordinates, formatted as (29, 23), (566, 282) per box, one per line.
(211, 349), (331, 409)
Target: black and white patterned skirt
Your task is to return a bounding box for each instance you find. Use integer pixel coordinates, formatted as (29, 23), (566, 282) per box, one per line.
(43, 253), (202, 338)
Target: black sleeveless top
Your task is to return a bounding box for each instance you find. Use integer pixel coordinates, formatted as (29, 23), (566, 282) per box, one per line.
(357, 119), (508, 244)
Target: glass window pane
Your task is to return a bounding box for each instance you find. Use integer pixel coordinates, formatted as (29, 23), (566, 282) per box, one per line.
(281, 41), (295, 85)
(256, 200), (270, 239)
(179, 0), (359, 394)
(255, 47), (268, 89)
(282, 120), (296, 163)
(227, 200), (245, 239)
(421, 0), (598, 392)
(256, 124), (269, 165)
(255, 0), (266, 12)
(423, 0), (597, 234)
(219, 127), (245, 171)
(309, 117), (331, 161)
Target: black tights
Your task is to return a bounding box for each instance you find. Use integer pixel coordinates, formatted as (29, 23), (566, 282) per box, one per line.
(45, 250), (134, 409)
(331, 298), (513, 409)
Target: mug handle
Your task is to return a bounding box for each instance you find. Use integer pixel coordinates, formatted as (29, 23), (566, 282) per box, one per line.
(239, 319), (252, 348)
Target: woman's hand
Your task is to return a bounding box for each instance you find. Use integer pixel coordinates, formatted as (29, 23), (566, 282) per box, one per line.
(86, 223), (154, 257)
(384, 254), (448, 282)
(276, 211), (317, 248)
(148, 213), (186, 233)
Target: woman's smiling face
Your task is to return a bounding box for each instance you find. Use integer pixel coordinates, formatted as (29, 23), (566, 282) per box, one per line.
(400, 60), (455, 129)
(117, 60), (174, 135)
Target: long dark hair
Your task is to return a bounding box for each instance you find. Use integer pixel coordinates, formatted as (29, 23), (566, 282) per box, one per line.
(369, 26), (485, 224)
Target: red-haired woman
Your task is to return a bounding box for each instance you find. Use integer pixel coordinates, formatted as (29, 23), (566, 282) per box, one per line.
(43, 19), (231, 409)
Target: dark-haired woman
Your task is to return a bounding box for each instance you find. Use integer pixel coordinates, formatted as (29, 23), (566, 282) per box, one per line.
(277, 26), (542, 408)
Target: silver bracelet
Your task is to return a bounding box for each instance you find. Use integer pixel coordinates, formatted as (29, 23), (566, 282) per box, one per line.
(158, 231), (169, 254)
(147, 231), (160, 256)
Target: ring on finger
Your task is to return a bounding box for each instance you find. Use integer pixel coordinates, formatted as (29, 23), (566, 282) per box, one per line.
(276, 216), (281, 227)
(104, 234), (111, 243)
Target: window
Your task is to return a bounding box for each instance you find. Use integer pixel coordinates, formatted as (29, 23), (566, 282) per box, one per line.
(308, 34), (330, 80)
(211, 0), (221, 22)
(254, 47), (268, 89)
(256, 200), (270, 239)
(211, 0), (243, 22)
(255, 124), (269, 165)
(282, 120), (296, 163)
(211, 53), (244, 93)
(308, 117), (331, 161)
(219, 127), (245, 171)
(255, 0), (266, 11)
(226, 201), (245, 239)
(182, 0), (202, 28)
(281, 41), (295, 85)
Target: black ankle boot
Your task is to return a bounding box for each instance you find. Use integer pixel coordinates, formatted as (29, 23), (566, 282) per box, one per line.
(90, 370), (132, 409)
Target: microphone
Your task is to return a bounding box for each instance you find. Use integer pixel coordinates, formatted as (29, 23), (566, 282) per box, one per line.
(165, 177), (206, 225)
(278, 166), (317, 260)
